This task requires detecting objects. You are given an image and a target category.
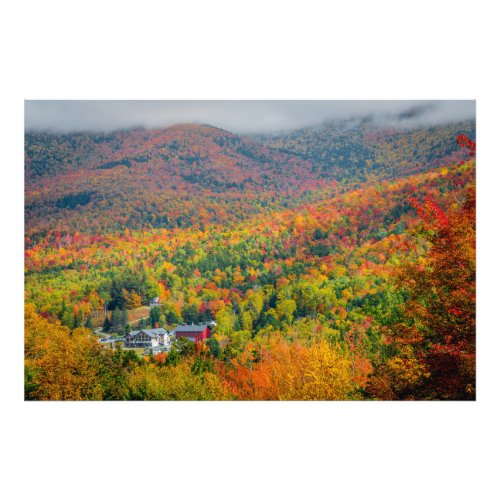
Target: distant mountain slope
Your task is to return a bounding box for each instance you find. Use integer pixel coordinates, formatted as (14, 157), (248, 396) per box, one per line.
(25, 124), (317, 239)
(26, 124), (311, 186)
(25, 120), (475, 241)
(255, 119), (475, 182)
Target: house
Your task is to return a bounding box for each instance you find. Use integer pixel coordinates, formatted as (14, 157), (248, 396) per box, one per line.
(124, 328), (169, 348)
(149, 296), (161, 307)
(174, 324), (212, 343)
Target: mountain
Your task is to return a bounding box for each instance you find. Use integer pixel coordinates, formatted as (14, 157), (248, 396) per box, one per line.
(25, 120), (474, 243)
(26, 124), (308, 184)
(255, 119), (475, 181)
(25, 124), (317, 239)
(24, 116), (476, 401)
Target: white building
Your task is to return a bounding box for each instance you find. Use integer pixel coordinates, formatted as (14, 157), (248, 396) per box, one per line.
(149, 297), (161, 307)
(124, 328), (169, 348)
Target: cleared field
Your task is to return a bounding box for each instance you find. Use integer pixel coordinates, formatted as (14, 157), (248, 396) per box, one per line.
(90, 305), (151, 328)
(128, 306), (151, 324)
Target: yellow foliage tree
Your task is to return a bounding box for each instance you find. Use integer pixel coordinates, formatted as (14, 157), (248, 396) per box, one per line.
(223, 338), (355, 400)
(25, 304), (103, 400)
(127, 361), (229, 400)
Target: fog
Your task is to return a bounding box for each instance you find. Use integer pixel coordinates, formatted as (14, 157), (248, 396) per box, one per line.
(25, 100), (475, 134)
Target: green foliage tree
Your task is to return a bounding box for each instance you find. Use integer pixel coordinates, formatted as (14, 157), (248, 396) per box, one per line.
(84, 316), (93, 330)
(149, 306), (161, 328)
(171, 336), (196, 357)
(111, 308), (123, 333)
(102, 316), (112, 332)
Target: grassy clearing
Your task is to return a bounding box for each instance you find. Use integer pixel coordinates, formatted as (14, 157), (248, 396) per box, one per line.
(89, 305), (151, 329)
(128, 306), (151, 323)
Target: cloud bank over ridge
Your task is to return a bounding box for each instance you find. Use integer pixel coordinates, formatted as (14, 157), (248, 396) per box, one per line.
(25, 100), (475, 134)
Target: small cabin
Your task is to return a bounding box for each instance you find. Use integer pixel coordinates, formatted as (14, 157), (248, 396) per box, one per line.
(149, 297), (161, 307)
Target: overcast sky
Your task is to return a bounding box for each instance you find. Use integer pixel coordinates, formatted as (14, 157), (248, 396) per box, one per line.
(25, 100), (475, 134)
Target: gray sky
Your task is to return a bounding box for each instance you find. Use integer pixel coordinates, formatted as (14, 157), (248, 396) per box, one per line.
(24, 100), (475, 134)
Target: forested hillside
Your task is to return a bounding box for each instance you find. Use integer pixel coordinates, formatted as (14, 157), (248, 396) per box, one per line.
(257, 119), (474, 181)
(25, 124), (316, 238)
(25, 120), (474, 240)
(24, 120), (476, 400)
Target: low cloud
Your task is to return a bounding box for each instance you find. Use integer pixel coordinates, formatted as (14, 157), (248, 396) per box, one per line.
(25, 100), (475, 134)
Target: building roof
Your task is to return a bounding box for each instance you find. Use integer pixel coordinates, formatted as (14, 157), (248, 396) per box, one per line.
(175, 324), (212, 333)
(129, 328), (167, 338)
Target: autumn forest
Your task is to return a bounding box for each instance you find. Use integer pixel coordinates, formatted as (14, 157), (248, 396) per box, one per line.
(24, 110), (476, 400)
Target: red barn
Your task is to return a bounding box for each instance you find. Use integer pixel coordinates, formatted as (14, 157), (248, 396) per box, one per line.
(174, 324), (212, 343)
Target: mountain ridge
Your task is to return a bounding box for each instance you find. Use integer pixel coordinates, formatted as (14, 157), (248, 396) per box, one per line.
(25, 119), (475, 241)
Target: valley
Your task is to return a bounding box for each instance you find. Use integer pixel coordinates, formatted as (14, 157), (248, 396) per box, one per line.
(24, 117), (476, 400)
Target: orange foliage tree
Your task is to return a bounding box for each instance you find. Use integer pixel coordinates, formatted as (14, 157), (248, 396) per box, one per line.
(222, 338), (355, 400)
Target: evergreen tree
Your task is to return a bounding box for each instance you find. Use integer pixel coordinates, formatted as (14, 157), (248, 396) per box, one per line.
(102, 316), (112, 332)
(182, 302), (198, 323)
(207, 337), (221, 358)
(149, 306), (161, 328)
(111, 308), (123, 333)
(121, 308), (129, 330)
(165, 307), (181, 324)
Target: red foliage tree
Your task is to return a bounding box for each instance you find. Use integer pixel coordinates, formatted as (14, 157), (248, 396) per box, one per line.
(368, 137), (475, 400)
